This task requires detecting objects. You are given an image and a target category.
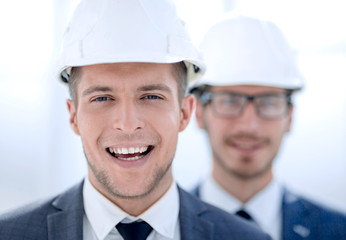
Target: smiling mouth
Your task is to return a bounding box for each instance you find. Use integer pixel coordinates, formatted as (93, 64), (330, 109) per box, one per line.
(232, 143), (260, 151)
(106, 146), (153, 161)
(226, 137), (266, 152)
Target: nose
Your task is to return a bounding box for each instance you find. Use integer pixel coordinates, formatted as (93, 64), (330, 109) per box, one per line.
(112, 100), (145, 133)
(236, 102), (260, 131)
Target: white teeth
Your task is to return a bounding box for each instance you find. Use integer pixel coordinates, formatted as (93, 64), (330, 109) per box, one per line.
(140, 147), (148, 153)
(110, 146), (149, 155)
(118, 155), (143, 161)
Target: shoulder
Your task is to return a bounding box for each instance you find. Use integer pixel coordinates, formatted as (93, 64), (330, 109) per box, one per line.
(0, 182), (84, 239)
(178, 187), (271, 240)
(283, 189), (346, 238)
(284, 189), (346, 222)
(302, 198), (346, 221)
(0, 195), (58, 238)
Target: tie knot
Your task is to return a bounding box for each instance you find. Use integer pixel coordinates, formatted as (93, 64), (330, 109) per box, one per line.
(235, 209), (253, 221)
(116, 221), (153, 240)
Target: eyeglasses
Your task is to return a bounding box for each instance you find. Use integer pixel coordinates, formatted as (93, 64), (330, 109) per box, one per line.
(200, 91), (292, 119)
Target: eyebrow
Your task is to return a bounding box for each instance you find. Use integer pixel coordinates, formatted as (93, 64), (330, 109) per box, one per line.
(81, 83), (172, 97)
(137, 84), (172, 93)
(82, 86), (113, 97)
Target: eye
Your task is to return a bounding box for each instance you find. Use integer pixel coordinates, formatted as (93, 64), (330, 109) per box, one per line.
(142, 95), (163, 100)
(216, 94), (243, 107)
(258, 96), (282, 108)
(225, 95), (242, 105)
(92, 96), (112, 102)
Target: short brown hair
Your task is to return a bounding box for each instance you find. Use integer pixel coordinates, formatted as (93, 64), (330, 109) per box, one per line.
(68, 67), (82, 104)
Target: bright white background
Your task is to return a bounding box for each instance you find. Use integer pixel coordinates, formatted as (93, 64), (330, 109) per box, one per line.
(1, 0), (345, 214)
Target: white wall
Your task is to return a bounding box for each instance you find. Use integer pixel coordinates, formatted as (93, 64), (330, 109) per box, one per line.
(0, 0), (345, 214)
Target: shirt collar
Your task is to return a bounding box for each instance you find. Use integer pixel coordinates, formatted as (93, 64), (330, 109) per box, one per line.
(140, 182), (179, 239)
(200, 175), (283, 231)
(200, 175), (241, 213)
(245, 179), (283, 232)
(83, 177), (179, 239)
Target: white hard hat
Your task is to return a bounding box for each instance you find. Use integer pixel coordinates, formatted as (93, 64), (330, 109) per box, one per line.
(57, 0), (205, 86)
(195, 15), (304, 91)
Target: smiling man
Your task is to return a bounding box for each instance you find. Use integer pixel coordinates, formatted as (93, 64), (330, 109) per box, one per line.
(0, 1), (272, 240)
(190, 15), (346, 240)
(67, 62), (188, 217)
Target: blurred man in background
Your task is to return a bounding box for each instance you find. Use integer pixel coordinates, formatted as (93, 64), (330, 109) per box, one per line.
(0, 1), (271, 240)
(191, 15), (346, 240)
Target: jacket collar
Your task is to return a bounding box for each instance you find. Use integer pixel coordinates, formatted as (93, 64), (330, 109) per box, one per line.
(178, 186), (215, 240)
(46, 181), (218, 240)
(282, 188), (311, 239)
(48, 181), (84, 240)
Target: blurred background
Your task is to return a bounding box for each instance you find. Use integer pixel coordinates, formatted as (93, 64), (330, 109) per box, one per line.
(1, 0), (346, 213)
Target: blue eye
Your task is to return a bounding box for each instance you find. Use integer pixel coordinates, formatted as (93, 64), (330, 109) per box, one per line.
(93, 96), (111, 102)
(143, 95), (162, 100)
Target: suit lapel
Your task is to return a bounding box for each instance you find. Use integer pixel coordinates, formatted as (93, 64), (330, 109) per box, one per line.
(47, 181), (84, 240)
(178, 186), (214, 240)
(282, 189), (312, 240)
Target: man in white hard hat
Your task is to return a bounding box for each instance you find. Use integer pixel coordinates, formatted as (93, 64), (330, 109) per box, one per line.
(0, 1), (271, 240)
(190, 15), (346, 240)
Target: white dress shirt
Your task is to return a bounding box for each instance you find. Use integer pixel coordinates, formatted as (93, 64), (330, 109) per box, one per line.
(200, 176), (283, 240)
(83, 178), (180, 240)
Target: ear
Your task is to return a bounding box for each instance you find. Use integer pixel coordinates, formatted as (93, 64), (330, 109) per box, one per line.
(178, 94), (195, 132)
(66, 99), (80, 136)
(285, 105), (294, 133)
(195, 99), (206, 129)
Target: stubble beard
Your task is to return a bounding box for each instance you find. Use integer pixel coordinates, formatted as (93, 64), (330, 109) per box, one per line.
(85, 149), (174, 200)
(213, 141), (274, 181)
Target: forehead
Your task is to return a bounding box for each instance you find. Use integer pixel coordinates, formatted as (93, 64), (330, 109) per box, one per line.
(209, 85), (288, 95)
(80, 62), (174, 81)
(77, 62), (178, 89)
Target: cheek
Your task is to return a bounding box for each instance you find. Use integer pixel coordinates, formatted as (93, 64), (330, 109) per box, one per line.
(76, 109), (108, 142)
(266, 122), (289, 146)
(205, 118), (228, 146)
(204, 110), (228, 133)
(156, 111), (181, 139)
(149, 109), (181, 151)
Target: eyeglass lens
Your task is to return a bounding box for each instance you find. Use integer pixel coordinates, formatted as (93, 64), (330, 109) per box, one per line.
(208, 92), (290, 119)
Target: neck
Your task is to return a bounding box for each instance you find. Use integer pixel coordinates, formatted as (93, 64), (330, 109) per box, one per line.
(115, 181), (172, 216)
(90, 172), (173, 216)
(212, 167), (273, 203)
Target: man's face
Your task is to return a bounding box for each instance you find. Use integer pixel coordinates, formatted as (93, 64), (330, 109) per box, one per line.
(196, 85), (292, 181)
(67, 62), (193, 202)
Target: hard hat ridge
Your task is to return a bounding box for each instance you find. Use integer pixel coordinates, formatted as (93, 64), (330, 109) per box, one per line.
(57, 0), (205, 86)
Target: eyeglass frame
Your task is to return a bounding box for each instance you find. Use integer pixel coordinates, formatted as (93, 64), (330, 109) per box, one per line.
(197, 90), (293, 120)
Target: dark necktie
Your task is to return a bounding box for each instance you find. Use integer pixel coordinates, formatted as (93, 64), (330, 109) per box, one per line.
(236, 209), (254, 221)
(116, 221), (153, 240)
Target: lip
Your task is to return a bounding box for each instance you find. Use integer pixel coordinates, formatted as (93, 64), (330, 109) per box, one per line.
(106, 145), (154, 168)
(227, 139), (264, 155)
(109, 146), (149, 155)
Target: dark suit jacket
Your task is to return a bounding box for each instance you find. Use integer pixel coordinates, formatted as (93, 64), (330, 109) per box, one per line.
(0, 181), (271, 239)
(282, 189), (346, 240)
(192, 185), (346, 240)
